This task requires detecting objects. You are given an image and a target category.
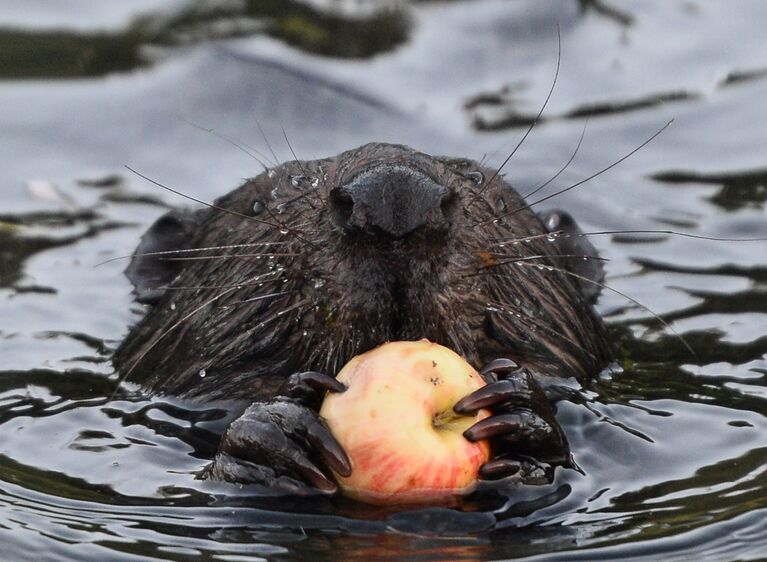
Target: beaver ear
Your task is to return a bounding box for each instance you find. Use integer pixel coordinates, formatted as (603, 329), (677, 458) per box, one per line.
(125, 209), (202, 305)
(538, 210), (605, 302)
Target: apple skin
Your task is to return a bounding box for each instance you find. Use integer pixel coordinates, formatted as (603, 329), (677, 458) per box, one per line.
(319, 340), (491, 506)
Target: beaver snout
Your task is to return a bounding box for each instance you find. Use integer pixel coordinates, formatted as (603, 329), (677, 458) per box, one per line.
(329, 164), (454, 238)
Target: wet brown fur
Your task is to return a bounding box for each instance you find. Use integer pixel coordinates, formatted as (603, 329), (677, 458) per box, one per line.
(113, 142), (612, 399)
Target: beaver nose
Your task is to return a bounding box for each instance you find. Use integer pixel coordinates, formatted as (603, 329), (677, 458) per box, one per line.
(330, 164), (452, 237)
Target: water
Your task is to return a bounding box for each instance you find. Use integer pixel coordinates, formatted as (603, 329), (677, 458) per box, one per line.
(1, 1), (766, 560)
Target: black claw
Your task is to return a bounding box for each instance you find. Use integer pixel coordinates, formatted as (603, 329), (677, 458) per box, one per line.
(296, 371), (347, 393)
(479, 358), (519, 377)
(293, 454), (338, 493)
(464, 414), (522, 442)
(479, 459), (522, 480)
(305, 419), (352, 477)
(454, 380), (521, 414)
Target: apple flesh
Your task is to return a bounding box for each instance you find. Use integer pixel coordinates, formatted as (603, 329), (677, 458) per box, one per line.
(319, 340), (491, 505)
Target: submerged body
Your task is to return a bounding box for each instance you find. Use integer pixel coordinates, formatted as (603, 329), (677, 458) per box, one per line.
(114, 142), (612, 493)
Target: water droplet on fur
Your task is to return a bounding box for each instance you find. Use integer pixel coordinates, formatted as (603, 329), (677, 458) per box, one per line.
(252, 201), (265, 215)
(170, 303), (176, 311)
(198, 369), (206, 378)
(546, 266), (554, 271)
(494, 197), (506, 212)
(547, 234), (557, 242)
(279, 228), (289, 235)
(492, 219), (499, 225)
(314, 278), (326, 289)
(498, 243), (505, 248)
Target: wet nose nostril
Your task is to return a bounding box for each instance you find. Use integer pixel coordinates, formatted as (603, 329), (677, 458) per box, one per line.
(330, 189), (355, 229)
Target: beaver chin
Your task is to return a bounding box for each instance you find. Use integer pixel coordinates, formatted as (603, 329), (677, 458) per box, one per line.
(318, 272), (480, 372)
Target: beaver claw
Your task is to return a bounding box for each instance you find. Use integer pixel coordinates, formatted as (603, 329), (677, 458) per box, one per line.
(478, 456), (552, 484)
(455, 361), (570, 482)
(278, 371), (346, 407)
(199, 373), (350, 493)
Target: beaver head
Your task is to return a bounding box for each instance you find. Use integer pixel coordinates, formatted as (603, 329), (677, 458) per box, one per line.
(114, 142), (612, 399)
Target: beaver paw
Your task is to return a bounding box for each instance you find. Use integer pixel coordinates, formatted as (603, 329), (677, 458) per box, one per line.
(454, 359), (571, 483)
(199, 373), (351, 494)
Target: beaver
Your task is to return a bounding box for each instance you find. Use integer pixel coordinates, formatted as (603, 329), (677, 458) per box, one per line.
(113, 142), (613, 493)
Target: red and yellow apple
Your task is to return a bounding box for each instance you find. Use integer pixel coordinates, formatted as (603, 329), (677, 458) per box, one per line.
(319, 340), (491, 505)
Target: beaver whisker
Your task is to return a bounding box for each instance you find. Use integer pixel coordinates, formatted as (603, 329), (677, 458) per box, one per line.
(469, 253), (610, 275)
(124, 165), (316, 249)
(254, 115), (282, 168)
(474, 119), (674, 228)
(158, 252), (301, 262)
(566, 229), (767, 243)
(251, 189), (319, 249)
(484, 299), (599, 363)
(523, 121), (587, 200)
(466, 26), (561, 210)
(492, 229), (767, 245)
(510, 260), (696, 357)
(160, 275), (297, 292)
(227, 290), (297, 306)
(95, 241), (292, 267)
(282, 128), (307, 176)
(245, 298), (310, 327)
(125, 164), (253, 220)
(489, 231), (567, 246)
(195, 117), (324, 219)
(324, 335), (337, 374)
(180, 116), (274, 170)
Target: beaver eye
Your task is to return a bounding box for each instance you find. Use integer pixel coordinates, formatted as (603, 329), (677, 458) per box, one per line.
(252, 201), (265, 215)
(467, 171), (484, 185)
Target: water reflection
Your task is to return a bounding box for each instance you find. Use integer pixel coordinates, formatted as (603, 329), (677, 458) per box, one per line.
(0, 0), (409, 79)
(1, 0), (766, 560)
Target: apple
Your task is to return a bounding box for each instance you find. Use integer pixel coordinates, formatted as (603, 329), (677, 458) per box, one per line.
(319, 339), (491, 505)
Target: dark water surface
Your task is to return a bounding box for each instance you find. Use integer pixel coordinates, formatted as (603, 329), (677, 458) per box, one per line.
(1, 1), (766, 560)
